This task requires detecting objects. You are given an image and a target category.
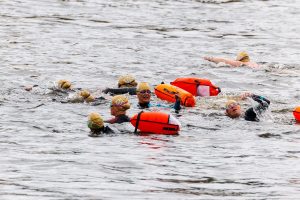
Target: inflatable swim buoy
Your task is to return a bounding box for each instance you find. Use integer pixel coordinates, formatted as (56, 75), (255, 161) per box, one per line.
(154, 83), (196, 107)
(131, 111), (180, 135)
(170, 77), (221, 97)
(293, 106), (300, 122)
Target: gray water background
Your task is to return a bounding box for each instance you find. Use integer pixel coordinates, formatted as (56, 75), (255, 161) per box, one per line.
(1, 0), (300, 199)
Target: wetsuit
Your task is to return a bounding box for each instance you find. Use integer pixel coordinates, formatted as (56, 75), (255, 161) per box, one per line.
(106, 114), (130, 124)
(103, 87), (137, 95)
(244, 94), (270, 122)
(89, 126), (114, 137)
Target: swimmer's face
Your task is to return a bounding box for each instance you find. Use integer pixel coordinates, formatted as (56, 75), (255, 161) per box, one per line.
(110, 105), (125, 116)
(110, 105), (121, 116)
(226, 103), (242, 118)
(137, 90), (151, 104)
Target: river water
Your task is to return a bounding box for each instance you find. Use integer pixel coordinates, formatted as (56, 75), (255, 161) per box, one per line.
(1, 0), (300, 199)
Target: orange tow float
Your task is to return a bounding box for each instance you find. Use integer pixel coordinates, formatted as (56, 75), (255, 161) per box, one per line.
(154, 83), (196, 107)
(131, 111), (180, 135)
(293, 106), (300, 122)
(170, 77), (221, 97)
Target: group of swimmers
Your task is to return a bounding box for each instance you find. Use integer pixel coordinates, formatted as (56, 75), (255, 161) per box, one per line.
(38, 51), (273, 136)
(46, 75), (181, 136)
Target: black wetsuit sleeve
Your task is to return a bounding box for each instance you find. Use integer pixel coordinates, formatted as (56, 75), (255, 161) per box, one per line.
(174, 97), (181, 113)
(251, 94), (270, 106)
(89, 126), (114, 136)
(103, 87), (137, 95)
(115, 115), (130, 123)
(103, 126), (114, 134)
(244, 94), (270, 121)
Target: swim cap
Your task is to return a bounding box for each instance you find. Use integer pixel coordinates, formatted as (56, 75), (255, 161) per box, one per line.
(79, 90), (95, 103)
(85, 95), (95, 103)
(111, 95), (130, 110)
(57, 79), (72, 89)
(118, 74), (138, 88)
(88, 112), (104, 130)
(137, 82), (151, 92)
(79, 90), (91, 98)
(236, 52), (250, 62)
(225, 100), (238, 109)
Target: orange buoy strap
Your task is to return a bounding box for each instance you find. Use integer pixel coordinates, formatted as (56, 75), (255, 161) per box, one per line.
(134, 111), (144, 133)
(163, 87), (178, 95)
(294, 110), (300, 114)
(156, 87), (188, 106)
(155, 88), (174, 99)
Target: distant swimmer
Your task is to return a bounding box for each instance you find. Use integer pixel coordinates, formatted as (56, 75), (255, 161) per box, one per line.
(24, 79), (74, 93)
(87, 112), (114, 136)
(37, 80), (106, 105)
(68, 89), (96, 103)
(225, 93), (270, 121)
(53, 79), (74, 92)
(67, 89), (108, 105)
(204, 52), (259, 68)
(136, 82), (181, 113)
(103, 74), (138, 95)
(106, 95), (131, 124)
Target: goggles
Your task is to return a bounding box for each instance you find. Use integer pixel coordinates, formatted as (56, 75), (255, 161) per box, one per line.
(226, 102), (240, 110)
(138, 90), (151, 94)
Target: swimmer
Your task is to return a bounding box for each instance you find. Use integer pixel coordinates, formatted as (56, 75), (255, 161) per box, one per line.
(225, 93), (270, 121)
(51, 79), (74, 93)
(46, 79), (77, 98)
(87, 112), (114, 136)
(68, 89), (96, 103)
(136, 82), (181, 113)
(106, 95), (131, 124)
(103, 74), (138, 95)
(47, 80), (106, 104)
(204, 52), (259, 68)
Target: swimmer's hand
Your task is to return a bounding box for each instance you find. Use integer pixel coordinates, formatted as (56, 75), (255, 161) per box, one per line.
(204, 56), (214, 62)
(240, 92), (253, 100)
(102, 88), (109, 94)
(175, 94), (181, 101)
(174, 94), (181, 113)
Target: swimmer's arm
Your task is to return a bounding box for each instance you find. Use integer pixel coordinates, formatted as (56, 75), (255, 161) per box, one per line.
(204, 56), (242, 67)
(251, 94), (270, 106)
(154, 96), (181, 111)
(105, 118), (116, 124)
(103, 126), (114, 133)
(152, 102), (172, 108)
(174, 95), (181, 113)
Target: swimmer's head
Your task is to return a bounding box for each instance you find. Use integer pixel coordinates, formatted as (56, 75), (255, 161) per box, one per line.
(118, 74), (138, 88)
(111, 95), (130, 116)
(79, 90), (95, 103)
(137, 82), (151, 103)
(57, 79), (72, 90)
(137, 82), (151, 104)
(225, 100), (242, 118)
(236, 52), (250, 62)
(88, 112), (104, 131)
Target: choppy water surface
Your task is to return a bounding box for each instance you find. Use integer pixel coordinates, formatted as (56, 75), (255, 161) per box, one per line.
(1, 0), (300, 199)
